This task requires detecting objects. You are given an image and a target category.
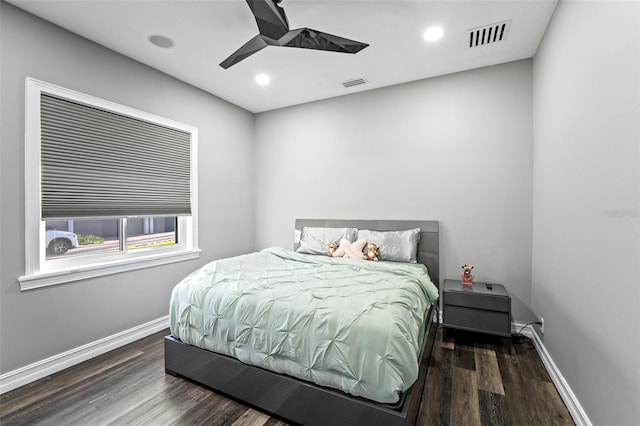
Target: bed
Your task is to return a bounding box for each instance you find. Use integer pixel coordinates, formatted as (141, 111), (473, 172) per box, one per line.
(165, 219), (440, 426)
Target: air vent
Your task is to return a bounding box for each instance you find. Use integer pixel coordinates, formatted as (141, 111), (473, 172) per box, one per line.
(467, 20), (512, 48)
(342, 78), (368, 88)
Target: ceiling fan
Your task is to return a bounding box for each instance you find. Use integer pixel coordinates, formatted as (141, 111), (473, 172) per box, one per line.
(220, 0), (369, 69)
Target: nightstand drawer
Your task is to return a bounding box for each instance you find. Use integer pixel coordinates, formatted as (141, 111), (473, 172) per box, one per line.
(443, 306), (511, 336)
(444, 291), (509, 312)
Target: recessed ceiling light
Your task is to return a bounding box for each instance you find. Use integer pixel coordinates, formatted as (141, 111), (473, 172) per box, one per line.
(423, 26), (444, 42)
(255, 74), (271, 86)
(148, 35), (175, 49)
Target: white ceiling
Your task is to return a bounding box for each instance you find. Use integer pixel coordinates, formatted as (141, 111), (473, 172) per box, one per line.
(8, 0), (558, 113)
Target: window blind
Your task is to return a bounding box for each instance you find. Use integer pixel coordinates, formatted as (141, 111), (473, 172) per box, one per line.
(40, 93), (192, 219)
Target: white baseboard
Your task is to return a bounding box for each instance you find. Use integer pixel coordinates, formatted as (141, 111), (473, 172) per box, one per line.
(0, 315), (169, 395)
(513, 322), (593, 426)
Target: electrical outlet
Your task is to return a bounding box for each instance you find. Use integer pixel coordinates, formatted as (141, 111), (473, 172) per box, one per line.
(541, 317), (545, 334)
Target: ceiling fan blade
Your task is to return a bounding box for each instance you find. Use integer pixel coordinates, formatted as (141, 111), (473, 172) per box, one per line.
(282, 28), (369, 54)
(219, 34), (268, 69)
(316, 31), (369, 53)
(246, 0), (289, 40)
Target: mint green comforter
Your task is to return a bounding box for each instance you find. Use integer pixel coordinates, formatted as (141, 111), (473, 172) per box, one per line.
(169, 247), (439, 403)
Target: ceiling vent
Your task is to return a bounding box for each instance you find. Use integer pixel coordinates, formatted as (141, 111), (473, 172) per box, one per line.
(467, 20), (512, 48)
(342, 78), (368, 88)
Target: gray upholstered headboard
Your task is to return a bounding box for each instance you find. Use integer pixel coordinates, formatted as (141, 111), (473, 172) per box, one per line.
(294, 219), (440, 287)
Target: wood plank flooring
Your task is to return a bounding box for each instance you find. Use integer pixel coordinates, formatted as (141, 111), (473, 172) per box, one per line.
(0, 327), (573, 425)
(422, 329), (574, 426)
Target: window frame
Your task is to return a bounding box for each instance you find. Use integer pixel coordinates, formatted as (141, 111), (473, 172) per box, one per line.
(20, 77), (200, 290)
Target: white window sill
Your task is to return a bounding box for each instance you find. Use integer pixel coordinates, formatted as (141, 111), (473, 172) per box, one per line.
(19, 249), (201, 291)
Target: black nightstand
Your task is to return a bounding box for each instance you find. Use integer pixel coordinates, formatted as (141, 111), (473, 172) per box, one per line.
(441, 279), (511, 339)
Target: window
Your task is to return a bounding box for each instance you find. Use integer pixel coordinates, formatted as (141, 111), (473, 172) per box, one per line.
(20, 78), (199, 290)
(44, 217), (178, 259)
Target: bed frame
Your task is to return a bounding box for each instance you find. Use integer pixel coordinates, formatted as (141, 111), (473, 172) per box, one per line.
(165, 220), (440, 426)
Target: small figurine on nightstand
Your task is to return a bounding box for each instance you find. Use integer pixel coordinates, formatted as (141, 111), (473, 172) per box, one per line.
(461, 264), (475, 285)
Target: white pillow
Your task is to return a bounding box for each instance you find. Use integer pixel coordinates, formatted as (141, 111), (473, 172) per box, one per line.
(357, 228), (421, 263)
(296, 227), (358, 255)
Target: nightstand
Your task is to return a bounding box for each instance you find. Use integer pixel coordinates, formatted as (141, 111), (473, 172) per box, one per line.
(441, 279), (511, 339)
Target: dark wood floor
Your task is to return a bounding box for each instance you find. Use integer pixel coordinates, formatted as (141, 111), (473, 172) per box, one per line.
(422, 329), (573, 426)
(0, 327), (573, 425)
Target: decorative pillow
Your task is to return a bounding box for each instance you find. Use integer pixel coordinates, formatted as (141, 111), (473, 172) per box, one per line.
(332, 238), (366, 259)
(356, 228), (421, 263)
(296, 227), (358, 255)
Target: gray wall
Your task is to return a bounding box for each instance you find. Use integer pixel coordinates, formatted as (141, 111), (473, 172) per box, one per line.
(532, 1), (640, 424)
(0, 2), (255, 374)
(254, 60), (534, 317)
